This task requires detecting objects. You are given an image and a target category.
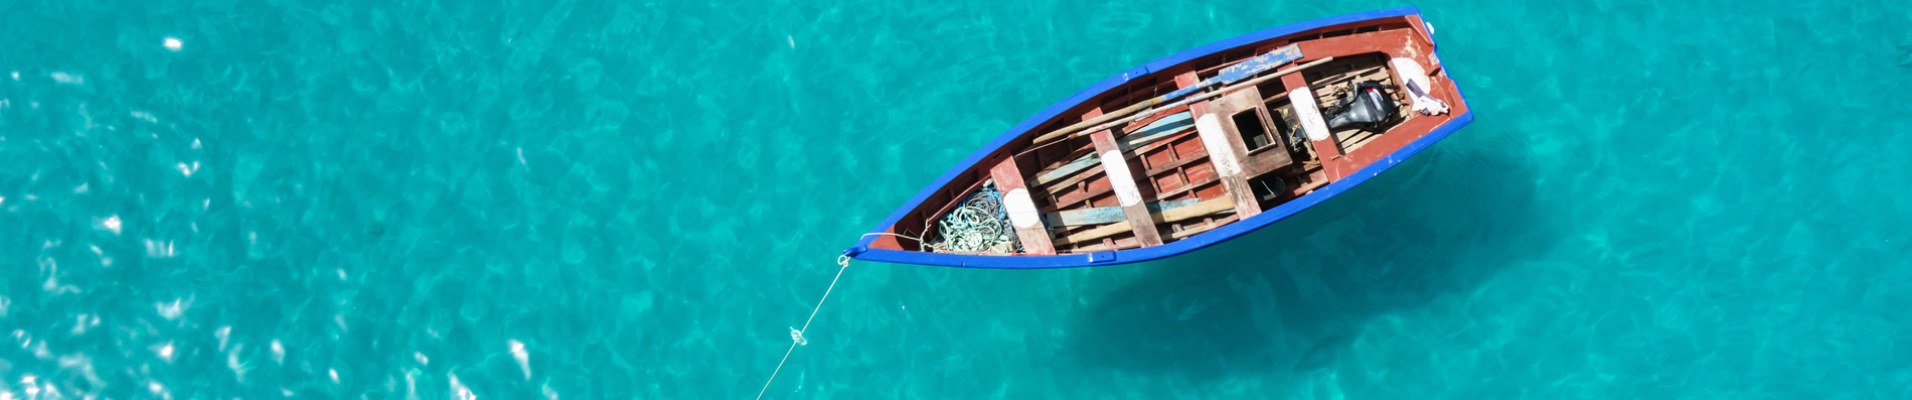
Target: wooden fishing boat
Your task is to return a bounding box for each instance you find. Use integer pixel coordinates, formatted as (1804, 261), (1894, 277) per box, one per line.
(844, 8), (1473, 268)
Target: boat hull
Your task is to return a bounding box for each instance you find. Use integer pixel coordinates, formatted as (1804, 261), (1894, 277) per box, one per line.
(847, 7), (1473, 268)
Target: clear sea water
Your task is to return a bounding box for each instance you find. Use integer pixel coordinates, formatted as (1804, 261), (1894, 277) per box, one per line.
(4, 0), (1911, 398)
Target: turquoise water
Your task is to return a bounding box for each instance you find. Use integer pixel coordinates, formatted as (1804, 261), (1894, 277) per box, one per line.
(4, 0), (1911, 398)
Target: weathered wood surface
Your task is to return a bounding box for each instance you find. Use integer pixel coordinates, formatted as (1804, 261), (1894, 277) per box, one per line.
(1043, 199), (1201, 227)
(1168, 214), (1242, 240)
(1052, 197), (1236, 246)
(1028, 57), (1335, 200)
(1037, 128), (1202, 204)
(1182, 71), (1264, 220)
(1086, 107), (1165, 247)
(988, 156), (1057, 255)
(1031, 44), (1303, 145)
(1031, 107), (1195, 187)
(1285, 28), (1448, 181)
(1032, 56), (1334, 145)
(1040, 130), (1200, 207)
(1283, 73), (1343, 177)
(1034, 155), (1099, 185)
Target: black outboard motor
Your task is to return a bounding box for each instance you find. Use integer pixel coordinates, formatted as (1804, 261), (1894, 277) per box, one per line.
(1326, 81), (1398, 129)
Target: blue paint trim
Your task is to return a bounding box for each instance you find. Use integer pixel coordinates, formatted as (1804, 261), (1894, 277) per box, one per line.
(848, 7), (1448, 268)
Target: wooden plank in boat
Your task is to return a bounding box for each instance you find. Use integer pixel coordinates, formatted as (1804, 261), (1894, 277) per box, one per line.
(1154, 173), (1221, 201)
(1180, 71), (1264, 219)
(1124, 110), (1195, 144)
(1035, 155), (1099, 185)
(1038, 127), (1203, 201)
(1033, 109), (1197, 187)
(1163, 178), (1332, 240)
(1169, 214), (1242, 240)
(1283, 72), (1343, 179)
(1085, 108), (1165, 247)
(1052, 197), (1236, 246)
(988, 155), (1057, 255)
(1144, 149), (1209, 177)
(1042, 199), (1201, 227)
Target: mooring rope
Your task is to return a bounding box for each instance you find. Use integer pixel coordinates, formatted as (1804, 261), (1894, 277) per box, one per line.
(755, 255), (851, 400)
(860, 232), (924, 244)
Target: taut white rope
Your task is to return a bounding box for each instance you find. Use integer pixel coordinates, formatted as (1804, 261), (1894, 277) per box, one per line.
(754, 255), (851, 400)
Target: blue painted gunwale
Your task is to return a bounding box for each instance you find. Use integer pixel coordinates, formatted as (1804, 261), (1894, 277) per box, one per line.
(846, 7), (1471, 269)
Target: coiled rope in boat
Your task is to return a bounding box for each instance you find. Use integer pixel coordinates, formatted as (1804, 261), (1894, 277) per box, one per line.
(925, 182), (1022, 254)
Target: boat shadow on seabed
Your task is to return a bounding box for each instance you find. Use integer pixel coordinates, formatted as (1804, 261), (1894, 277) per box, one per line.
(1065, 135), (1555, 382)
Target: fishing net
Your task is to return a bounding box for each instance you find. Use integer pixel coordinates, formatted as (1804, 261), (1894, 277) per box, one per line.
(926, 181), (1023, 254)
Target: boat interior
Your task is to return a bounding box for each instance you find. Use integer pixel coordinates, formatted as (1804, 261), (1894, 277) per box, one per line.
(870, 15), (1467, 256)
